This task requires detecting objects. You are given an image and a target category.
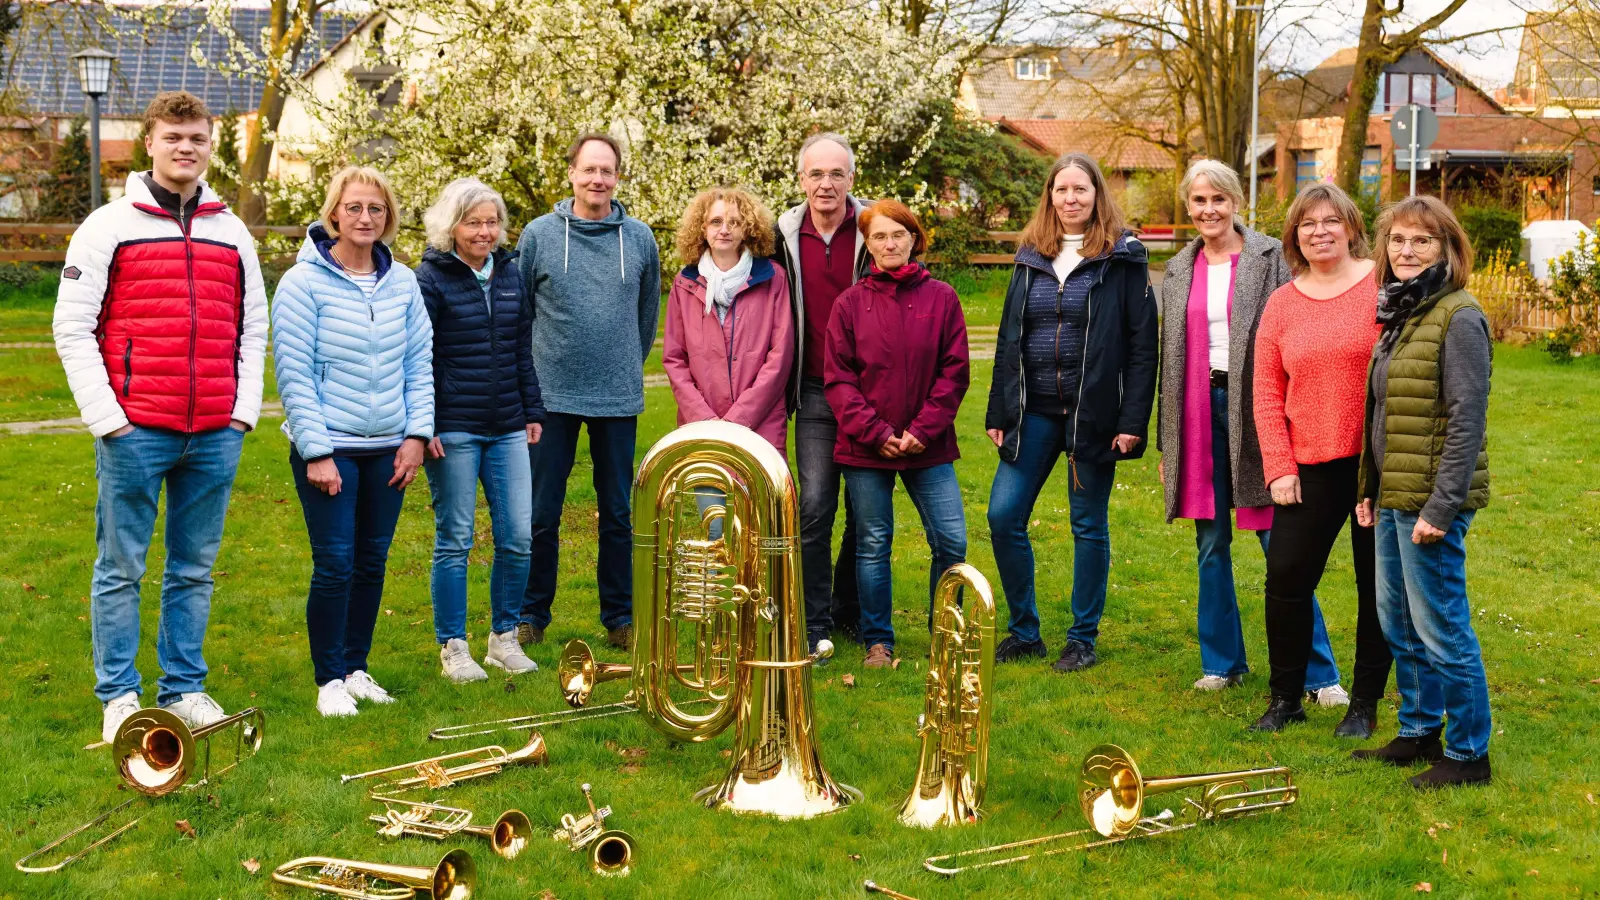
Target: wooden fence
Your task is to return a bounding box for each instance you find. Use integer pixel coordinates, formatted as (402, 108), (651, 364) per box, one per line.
(1467, 267), (1565, 336)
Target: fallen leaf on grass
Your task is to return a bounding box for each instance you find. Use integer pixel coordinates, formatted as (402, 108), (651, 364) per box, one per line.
(1433, 821), (1452, 831)
(503, 680), (517, 694)
(619, 763), (642, 775)
(241, 858), (261, 874)
(1527, 869), (1539, 877)
(207, 794), (219, 808)
(719, 749), (733, 758)
(1414, 883), (1432, 893)
(847, 853), (862, 863)
(619, 747), (647, 760)
(1586, 792), (1596, 805)
(22, 583), (34, 591)
(383, 609), (395, 616)
(891, 658), (902, 670)
(1427, 826), (1437, 839)
(537, 891), (557, 900)
(1442, 849), (1448, 865)
(408, 619), (424, 626)
(841, 674), (856, 688)
(274, 498), (288, 504)
(175, 819), (198, 839)
(1590, 678), (1600, 685)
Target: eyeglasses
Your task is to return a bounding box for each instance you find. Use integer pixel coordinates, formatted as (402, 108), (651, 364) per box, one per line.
(1387, 234), (1438, 252)
(342, 203), (388, 219)
(1296, 216), (1346, 233)
(804, 169), (851, 184)
(460, 218), (501, 230)
(867, 229), (911, 244)
(576, 166), (617, 180)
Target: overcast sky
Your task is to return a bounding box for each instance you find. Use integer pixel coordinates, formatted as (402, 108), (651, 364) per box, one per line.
(1283, 0), (1536, 90)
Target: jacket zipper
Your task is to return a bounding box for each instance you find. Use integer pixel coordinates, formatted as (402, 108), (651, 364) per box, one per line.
(183, 220), (198, 431)
(123, 340), (133, 396)
(1052, 278), (1066, 405)
(1067, 274), (1097, 489)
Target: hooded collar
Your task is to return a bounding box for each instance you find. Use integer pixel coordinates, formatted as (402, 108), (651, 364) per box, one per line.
(554, 197), (628, 231)
(1014, 229), (1146, 275)
(125, 170), (226, 226)
(422, 245), (517, 273)
(298, 221), (394, 282)
(678, 255), (776, 293)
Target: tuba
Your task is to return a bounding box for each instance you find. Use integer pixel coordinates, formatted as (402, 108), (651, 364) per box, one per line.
(637, 420), (855, 817)
(898, 564), (995, 828)
(271, 848), (475, 900)
(923, 744), (1298, 874)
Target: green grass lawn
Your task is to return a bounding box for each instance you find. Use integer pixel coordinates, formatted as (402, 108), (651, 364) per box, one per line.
(1, 278), (1597, 898)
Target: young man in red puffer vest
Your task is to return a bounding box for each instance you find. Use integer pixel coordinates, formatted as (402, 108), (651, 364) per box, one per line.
(53, 91), (268, 745)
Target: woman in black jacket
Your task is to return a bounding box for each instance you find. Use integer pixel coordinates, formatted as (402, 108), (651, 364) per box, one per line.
(984, 153), (1158, 673)
(417, 178), (545, 684)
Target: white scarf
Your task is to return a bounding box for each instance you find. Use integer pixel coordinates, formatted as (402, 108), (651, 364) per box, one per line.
(699, 249), (752, 321)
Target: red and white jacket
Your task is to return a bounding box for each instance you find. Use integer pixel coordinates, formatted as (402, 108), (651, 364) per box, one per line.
(54, 175), (269, 436)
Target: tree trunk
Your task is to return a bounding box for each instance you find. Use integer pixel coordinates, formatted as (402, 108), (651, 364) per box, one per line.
(237, 80), (285, 225)
(1335, 0), (1388, 195)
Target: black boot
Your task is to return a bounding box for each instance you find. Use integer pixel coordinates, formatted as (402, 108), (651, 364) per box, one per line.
(1410, 755), (1491, 789)
(1352, 730), (1445, 766)
(1333, 699), (1379, 739)
(994, 635), (1048, 663)
(1248, 697), (1307, 732)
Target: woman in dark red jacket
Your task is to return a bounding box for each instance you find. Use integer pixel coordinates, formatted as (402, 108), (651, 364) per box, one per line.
(824, 200), (970, 669)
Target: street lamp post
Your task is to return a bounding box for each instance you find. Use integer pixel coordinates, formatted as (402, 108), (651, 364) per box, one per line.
(1234, 3), (1264, 228)
(70, 46), (115, 212)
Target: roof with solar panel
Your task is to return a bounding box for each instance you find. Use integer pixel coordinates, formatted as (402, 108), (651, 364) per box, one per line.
(3, 4), (359, 117)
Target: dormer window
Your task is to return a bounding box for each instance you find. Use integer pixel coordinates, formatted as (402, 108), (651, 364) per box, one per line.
(1015, 57), (1052, 80)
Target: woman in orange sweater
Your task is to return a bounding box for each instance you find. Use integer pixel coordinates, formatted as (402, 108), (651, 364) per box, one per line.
(1249, 183), (1392, 735)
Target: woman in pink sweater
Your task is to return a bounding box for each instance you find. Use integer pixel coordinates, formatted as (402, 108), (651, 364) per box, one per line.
(1249, 183), (1392, 736)
(662, 187), (794, 537)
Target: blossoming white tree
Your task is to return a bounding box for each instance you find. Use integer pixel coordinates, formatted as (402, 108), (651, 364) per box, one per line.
(276, 0), (970, 245)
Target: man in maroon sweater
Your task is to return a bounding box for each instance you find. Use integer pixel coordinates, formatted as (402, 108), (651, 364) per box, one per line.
(773, 133), (872, 656)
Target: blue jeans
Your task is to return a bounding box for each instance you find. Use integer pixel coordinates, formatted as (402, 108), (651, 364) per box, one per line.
(986, 413), (1114, 647)
(1193, 386), (1340, 688)
(523, 413), (636, 631)
(843, 464), (967, 653)
(290, 449), (408, 686)
(1375, 509), (1490, 761)
(91, 426), (245, 706)
(424, 431), (533, 643)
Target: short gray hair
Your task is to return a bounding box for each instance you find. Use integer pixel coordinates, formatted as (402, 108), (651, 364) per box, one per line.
(796, 132), (856, 175)
(1179, 159), (1246, 211)
(423, 177), (508, 253)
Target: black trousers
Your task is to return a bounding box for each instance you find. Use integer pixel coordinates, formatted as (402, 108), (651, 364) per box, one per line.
(795, 377), (858, 640)
(1263, 456), (1392, 702)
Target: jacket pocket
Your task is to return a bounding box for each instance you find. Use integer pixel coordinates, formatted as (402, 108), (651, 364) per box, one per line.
(122, 340), (133, 397)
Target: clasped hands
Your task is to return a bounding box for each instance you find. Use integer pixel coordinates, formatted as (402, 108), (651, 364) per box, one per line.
(877, 430), (927, 459)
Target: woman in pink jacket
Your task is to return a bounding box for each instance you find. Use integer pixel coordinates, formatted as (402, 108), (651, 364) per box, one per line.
(663, 187), (795, 536)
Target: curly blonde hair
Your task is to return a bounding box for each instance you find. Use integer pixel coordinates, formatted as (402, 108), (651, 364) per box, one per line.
(674, 187), (776, 265)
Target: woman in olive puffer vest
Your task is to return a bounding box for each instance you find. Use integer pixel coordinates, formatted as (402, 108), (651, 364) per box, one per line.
(1353, 196), (1493, 790)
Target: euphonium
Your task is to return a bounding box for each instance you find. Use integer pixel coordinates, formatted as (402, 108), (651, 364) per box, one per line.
(15, 705), (264, 873)
(552, 782), (635, 877)
(636, 420), (855, 817)
(368, 796), (534, 860)
(923, 744), (1298, 874)
(271, 848), (475, 900)
(898, 564), (995, 828)
(339, 732), (547, 792)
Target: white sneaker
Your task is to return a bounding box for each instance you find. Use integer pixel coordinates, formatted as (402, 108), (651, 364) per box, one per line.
(484, 631), (540, 675)
(440, 639), (488, 684)
(101, 692), (142, 744)
(1193, 674), (1243, 691)
(162, 692), (227, 730)
(344, 670), (395, 704)
(317, 680), (359, 717)
(1309, 684), (1351, 707)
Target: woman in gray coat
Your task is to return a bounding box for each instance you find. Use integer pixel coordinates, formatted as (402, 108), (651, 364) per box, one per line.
(1156, 160), (1350, 717)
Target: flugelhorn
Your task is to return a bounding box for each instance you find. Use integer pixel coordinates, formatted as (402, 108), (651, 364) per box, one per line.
(898, 564), (995, 828)
(340, 732), (547, 792)
(368, 796), (534, 860)
(552, 782), (635, 877)
(15, 705), (264, 873)
(923, 744), (1297, 874)
(271, 848), (475, 899)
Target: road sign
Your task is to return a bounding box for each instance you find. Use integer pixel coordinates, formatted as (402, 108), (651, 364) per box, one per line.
(1390, 104), (1439, 197)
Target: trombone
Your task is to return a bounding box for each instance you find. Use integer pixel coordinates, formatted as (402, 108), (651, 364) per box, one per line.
(552, 782), (635, 877)
(271, 848), (475, 900)
(898, 564), (995, 828)
(923, 744), (1297, 875)
(339, 732), (547, 792)
(368, 796), (535, 860)
(15, 705), (265, 874)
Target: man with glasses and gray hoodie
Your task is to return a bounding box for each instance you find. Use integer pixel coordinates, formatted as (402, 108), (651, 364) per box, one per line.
(515, 133), (661, 651)
(773, 133), (872, 657)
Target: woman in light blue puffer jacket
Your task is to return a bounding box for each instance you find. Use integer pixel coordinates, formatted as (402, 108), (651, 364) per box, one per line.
(271, 166), (433, 719)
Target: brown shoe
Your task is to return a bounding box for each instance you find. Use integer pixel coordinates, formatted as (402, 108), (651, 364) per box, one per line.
(607, 623), (634, 650)
(516, 622), (545, 647)
(863, 644), (894, 669)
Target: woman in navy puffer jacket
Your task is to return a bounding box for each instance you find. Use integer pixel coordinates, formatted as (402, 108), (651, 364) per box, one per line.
(272, 166), (433, 718)
(415, 178), (546, 685)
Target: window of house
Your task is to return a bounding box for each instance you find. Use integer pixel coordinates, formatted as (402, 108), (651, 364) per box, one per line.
(1361, 147), (1382, 195)
(1295, 150), (1320, 187)
(1435, 76), (1456, 113)
(1014, 57), (1051, 80)
(1385, 71), (1458, 113)
(1592, 175), (1600, 195)
(1386, 74), (1411, 112)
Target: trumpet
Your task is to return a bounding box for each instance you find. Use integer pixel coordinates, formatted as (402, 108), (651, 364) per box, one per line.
(923, 744), (1298, 874)
(898, 564), (995, 828)
(368, 796), (534, 860)
(552, 782), (635, 877)
(271, 848), (475, 900)
(340, 732), (547, 792)
(15, 705), (264, 874)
